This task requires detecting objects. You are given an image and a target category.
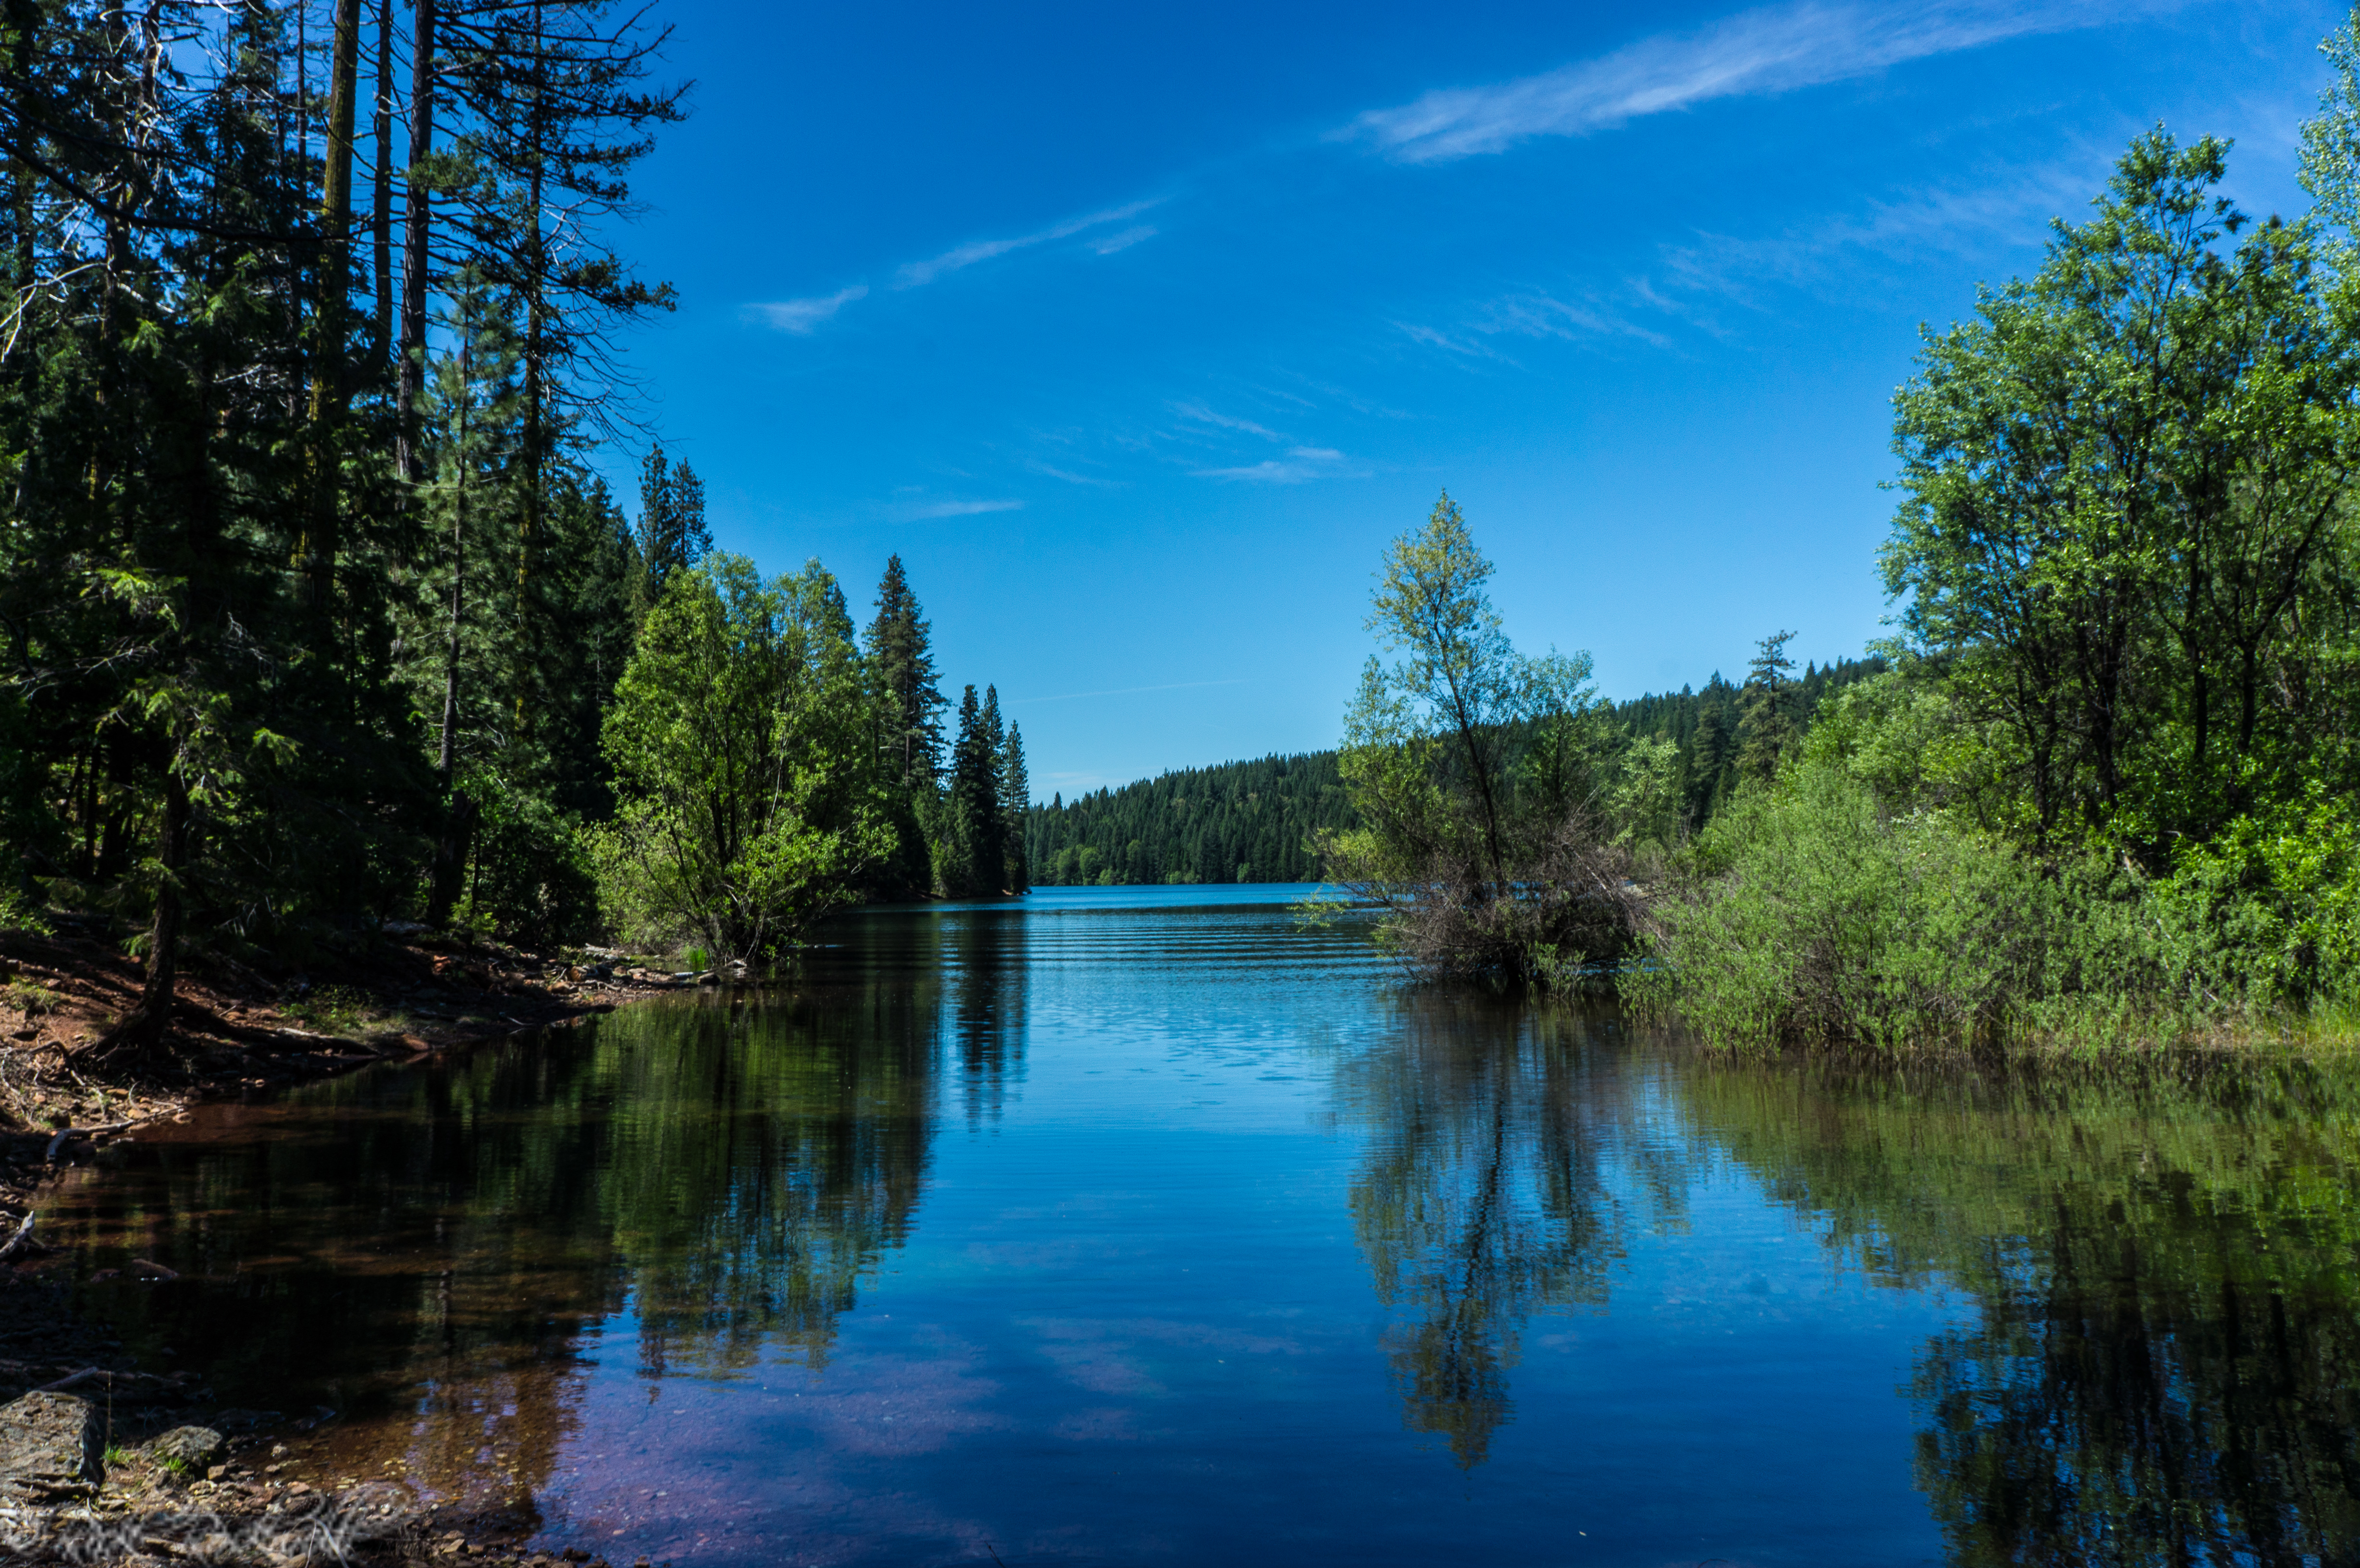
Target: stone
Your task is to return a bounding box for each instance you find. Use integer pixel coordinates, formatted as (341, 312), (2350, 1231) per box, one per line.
(150, 1425), (225, 1470)
(0, 1390), (102, 1498)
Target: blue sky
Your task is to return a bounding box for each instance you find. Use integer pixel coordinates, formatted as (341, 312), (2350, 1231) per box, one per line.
(602, 0), (2342, 798)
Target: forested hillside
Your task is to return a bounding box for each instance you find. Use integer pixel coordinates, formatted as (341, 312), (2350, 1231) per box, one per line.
(1026, 753), (1352, 884)
(1023, 656), (1884, 885)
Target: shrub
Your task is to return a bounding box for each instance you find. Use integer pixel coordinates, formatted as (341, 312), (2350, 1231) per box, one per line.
(2152, 787), (2360, 1010)
(1634, 757), (2062, 1049)
(453, 769), (598, 947)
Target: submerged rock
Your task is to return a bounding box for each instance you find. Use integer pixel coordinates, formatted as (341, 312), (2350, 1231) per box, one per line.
(0, 1390), (102, 1498)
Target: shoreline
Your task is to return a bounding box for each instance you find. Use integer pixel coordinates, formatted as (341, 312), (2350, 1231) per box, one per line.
(0, 925), (695, 1565)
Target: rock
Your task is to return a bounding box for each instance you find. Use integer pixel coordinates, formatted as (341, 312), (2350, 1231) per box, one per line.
(0, 1390), (102, 1498)
(149, 1425), (225, 1470)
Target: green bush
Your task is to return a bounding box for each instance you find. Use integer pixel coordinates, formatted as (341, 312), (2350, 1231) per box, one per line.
(1634, 757), (2065, 1050)
(454, 769), (598, 947)
(2152, 787), (2360, 1011)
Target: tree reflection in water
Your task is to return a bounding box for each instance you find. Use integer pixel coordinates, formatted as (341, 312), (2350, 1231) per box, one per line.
(49, 979), (942, 1494)
(1340, 1002), (1690, 1467)
(942, 910), (1026, 1127)
(1684, 1054), (2360, 1566)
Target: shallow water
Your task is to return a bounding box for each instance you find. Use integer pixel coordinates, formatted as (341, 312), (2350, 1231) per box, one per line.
(40, 886), (2360, 1565)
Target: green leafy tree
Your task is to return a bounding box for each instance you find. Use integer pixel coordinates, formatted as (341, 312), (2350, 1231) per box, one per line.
(1325, 492), (1636, 981)
(596, 555), (892, 960)
(1886, 129), (2360, 855)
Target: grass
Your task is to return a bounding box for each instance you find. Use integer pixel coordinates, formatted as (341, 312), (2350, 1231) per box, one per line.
(281, 983), (385, 1036)
(4, 977), (61, 1016)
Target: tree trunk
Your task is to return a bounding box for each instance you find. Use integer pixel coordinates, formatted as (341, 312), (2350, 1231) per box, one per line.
(371, 0), (393, 361)
(6, 0), (32, 294)
(302, 0), (364, 621)
(396, 0), (435, 484)
(427, 794), (479, 928)
(515, 0), (547, 734)
(427, 335), (471, 926)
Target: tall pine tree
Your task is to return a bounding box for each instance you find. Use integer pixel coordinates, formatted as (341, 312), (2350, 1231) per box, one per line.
(941, 684), (1006, 897)
(633, 445), (711, 616)
(999, 721), (1031, 894)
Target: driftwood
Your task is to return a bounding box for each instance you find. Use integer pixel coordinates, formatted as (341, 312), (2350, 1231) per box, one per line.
(0, 1212), (31, 1264)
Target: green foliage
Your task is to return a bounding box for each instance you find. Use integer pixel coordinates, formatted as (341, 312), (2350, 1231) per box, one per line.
(1637, 112), (2360, 1052)
(2153, 786), (2360, 1009)
(1326, 493), (1643, 982)
(450, 768), (599, 947)
(1884, 129), (2360, 856)
(1636, 757), (2069, 1049)
(596, 556), (894, 959)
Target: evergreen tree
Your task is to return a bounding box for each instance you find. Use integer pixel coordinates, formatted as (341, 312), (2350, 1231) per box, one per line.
(865, 554), (947, 785)
(633, 445), (711, 616)
(1736, 630), (1799, 781)
(942, 684), (1006, 897)
(999, 721), (1031, 893)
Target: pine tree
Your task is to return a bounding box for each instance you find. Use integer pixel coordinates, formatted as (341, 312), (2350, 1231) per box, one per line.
(999, 719), (1030, 894)
(865, 554), (947, 785)
(633, 445), (711, 615)
(1736, 630), (1799, 782)
(942, 684), (1005, 897)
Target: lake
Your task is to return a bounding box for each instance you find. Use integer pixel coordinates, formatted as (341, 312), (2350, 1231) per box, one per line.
(40, 885), (2360, 1565)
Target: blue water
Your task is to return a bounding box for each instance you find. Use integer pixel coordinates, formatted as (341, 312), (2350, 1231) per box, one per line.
(45, 886), (2360, 1565)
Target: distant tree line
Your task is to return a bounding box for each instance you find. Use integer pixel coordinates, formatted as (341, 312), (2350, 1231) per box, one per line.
(1026, 753), (1353, 885)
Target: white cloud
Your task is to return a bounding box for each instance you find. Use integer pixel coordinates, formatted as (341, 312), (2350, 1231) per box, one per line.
(1194, 447), (1360, 484)
(896, 199), (1162, 288)
(1476, 290), (1674, 348)
(1025, 459), (1123, 488)
(748, 284), (869, 333)
(889, 497), (1025, 520)
(747, 197), (1162, 335)
(1170, 401), (1287, 441)
(1340, 0), (2137, 163)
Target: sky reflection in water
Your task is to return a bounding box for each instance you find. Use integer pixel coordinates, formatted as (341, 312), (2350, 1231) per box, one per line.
(43, 886), (2360, 1565)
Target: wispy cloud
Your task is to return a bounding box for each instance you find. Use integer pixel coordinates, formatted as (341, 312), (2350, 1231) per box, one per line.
(1091, 225), (1159, 256)
(887, 497), (1025, 521)
(1341, 0), (2134, 164)
(749, 198), (1163, 335)
(1476, 291), (1674, 348)
(897, 199), (1162, 288)
(1018, 678), (1250, 705)
(1170, 402), (1287, 441)
(1025, 459), (1123, 488)
(747, 284), (869, 333)
(1195, 446), (1361, 484)
(1397, 161), (2092, 363)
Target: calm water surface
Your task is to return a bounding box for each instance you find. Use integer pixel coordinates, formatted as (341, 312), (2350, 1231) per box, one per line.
(41, 886), (2360, 1565)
